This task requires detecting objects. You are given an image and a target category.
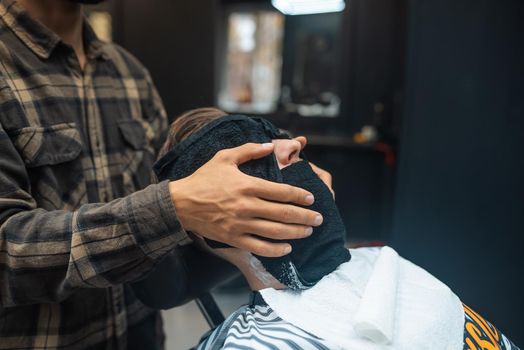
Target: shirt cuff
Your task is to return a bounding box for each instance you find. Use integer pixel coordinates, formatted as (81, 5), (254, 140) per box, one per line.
(126, 180), (188, 260)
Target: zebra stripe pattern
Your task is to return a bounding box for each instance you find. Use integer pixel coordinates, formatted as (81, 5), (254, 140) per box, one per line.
(196, 305), (335, 350)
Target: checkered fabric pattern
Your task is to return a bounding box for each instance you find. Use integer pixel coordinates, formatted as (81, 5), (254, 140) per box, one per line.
(0, 1), (187, 348)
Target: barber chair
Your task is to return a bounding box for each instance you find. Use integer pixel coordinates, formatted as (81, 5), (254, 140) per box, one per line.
(130, 243), (240, 329)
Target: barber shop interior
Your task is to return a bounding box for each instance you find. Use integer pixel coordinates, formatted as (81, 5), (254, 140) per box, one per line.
(0, 0), (522, 349)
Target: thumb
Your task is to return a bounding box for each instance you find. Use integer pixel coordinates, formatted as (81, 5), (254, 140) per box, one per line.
(224, 142), (275, 165)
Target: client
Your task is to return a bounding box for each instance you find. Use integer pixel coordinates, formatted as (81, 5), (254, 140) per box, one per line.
(156, 108), (518, 350)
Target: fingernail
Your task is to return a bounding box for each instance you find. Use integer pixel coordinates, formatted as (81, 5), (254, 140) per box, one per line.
(314, 215), (323, 226)
(305, 194), (314, 204)
(305, 227), (313, 236)
(283, 245), (292, 254)
(262, 143), (273, 149)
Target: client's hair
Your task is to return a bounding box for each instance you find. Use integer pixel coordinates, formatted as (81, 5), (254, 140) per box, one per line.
(158, 107), (226, 158)
(158, 107), (229, 253)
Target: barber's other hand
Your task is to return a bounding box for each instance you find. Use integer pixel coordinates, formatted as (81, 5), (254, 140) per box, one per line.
(294, 136), (335, 198)
(169, 143), (323, 258)
(309, 162), (335, 199)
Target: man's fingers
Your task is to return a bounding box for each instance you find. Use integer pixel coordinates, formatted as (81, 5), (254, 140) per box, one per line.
(246, 198), (323, 227)
(310, 162), (332, 187)
(294, 136), (307, 149)
(235, 236), (292, 258)
(249, 177), (315, 206)
(309, 162), (334, 196)
(238, 219), (313, 241)
(220, 143), (275, 165)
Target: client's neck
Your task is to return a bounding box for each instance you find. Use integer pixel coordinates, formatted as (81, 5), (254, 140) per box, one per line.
(218, 249), (287, 291)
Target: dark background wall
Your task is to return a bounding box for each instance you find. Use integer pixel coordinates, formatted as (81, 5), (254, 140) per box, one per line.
(111, 0), (218, 117)
(391, 0), (524, 342)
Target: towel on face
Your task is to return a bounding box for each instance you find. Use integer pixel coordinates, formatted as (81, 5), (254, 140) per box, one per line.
(154, 115), (350, 289)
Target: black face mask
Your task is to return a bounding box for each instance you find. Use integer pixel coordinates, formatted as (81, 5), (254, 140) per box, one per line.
(154, 115), (350, 289)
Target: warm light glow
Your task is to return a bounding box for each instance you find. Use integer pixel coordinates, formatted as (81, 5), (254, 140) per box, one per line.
(272, 0), (346, 16)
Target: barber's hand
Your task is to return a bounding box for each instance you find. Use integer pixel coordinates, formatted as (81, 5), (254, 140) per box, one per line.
(169, 143), (323, 258)
(294, 136), (335, 198)
(310, 162), (335, 199)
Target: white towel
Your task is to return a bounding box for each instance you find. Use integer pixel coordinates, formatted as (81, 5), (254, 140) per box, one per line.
(260, 247), (465, 350)
(353, 246), (399, 344)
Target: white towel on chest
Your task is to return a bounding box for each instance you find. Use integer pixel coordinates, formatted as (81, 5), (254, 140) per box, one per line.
(260, 246), (465, 350)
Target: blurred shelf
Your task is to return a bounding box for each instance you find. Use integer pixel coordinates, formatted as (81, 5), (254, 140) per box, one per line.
(304, 135), (397, 167)
(304, 134), (377, 149)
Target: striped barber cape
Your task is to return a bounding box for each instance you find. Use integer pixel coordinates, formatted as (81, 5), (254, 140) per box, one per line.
(196, 303), (335, 350)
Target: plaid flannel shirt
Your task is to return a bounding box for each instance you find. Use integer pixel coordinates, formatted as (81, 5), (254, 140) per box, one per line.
(0, 1), (188, 348)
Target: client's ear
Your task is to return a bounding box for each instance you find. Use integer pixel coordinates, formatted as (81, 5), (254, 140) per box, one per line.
(189, 232), (247, 267)
(188, 232), (231, 261)
(193, 232), (204, 240)
(188, 232), (210, 250)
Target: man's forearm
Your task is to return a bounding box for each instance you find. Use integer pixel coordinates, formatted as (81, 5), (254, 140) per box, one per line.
(0, 181), (186, 307)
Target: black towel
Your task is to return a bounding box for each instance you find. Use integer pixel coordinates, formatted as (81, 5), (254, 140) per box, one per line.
(154, 115), (350, 289)
(261, 160), (351, 289)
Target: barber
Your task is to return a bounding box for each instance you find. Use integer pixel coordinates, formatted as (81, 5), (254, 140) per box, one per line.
(0, 0), (333, 349)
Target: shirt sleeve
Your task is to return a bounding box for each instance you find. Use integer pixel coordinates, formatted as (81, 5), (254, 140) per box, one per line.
(0, 86), (186, 309)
